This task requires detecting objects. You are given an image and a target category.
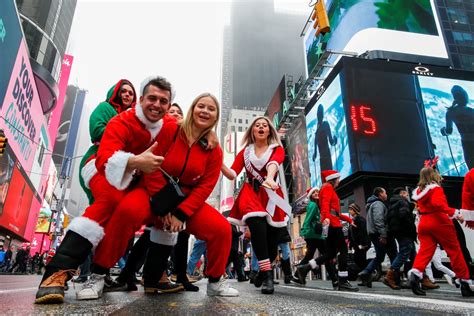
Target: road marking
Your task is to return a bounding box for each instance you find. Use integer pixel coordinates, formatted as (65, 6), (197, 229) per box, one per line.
(0, 287), (37, 294)
(279, 285), (474, 310)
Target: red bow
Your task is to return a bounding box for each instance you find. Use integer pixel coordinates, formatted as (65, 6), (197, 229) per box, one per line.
(424, 156), (439, 168)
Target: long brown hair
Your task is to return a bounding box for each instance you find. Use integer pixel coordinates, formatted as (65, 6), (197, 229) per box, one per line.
(181, 93), (220, 142)
(418, 167), (442, 191)
(241, 116), (282, 147)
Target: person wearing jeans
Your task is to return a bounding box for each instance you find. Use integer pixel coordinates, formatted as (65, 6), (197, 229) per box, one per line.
(187, 239), (206, 276)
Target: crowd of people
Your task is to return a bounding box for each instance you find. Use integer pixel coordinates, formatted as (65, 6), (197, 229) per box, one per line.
(32, 75), (474, 305)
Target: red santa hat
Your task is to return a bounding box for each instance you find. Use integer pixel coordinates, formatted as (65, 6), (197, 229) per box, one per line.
(321, 169), (340, 183)
(306, 187), (319, 198)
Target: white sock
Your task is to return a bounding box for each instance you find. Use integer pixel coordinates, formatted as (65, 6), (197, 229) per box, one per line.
(309, 259), (317, 269)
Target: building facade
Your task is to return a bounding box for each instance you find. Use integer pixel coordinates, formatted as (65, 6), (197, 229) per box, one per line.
(435, 0), (474, 70)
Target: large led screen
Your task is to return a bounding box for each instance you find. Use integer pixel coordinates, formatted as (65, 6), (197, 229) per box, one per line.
(418, 77), (474, 176)
(306, 74), (351, 188)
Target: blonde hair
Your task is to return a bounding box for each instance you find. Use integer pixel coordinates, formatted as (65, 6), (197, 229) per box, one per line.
(181, 92), (220, 142)
(241, 116), (282, 147)
(418, 167), (443, 191)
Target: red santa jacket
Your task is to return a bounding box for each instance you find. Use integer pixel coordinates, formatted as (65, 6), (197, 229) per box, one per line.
(412, 184), (455, 217)
(230, 144), (284, 182)
(95, 104), (172, 190)
(462, 168), (474, 210)
(318, 182), (352, 227)
(143, 121), (223, 220)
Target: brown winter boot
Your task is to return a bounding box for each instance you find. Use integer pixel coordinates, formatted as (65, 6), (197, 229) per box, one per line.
(383, 269), (401, 290)
(421, 276), (440, 290)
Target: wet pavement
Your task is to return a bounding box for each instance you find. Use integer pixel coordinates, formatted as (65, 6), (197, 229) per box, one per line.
(0, 274), (473, 315)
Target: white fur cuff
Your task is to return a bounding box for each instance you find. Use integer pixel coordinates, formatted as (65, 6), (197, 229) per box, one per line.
(67, 217), (105, 247)
(105, 151), (135, 190)
(449, 209), (461, 219)
(408, 268), (423, 279)
(149, 228), (178, 246)
(81, 159), (98, 189)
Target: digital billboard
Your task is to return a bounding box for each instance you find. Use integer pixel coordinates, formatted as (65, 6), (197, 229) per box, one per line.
(306, 74), (351, 188)
(265, 75), (290, 130)
(304, 57), (474, 185)
(304, 0), (447, 75)
(286, 113), (311, 200)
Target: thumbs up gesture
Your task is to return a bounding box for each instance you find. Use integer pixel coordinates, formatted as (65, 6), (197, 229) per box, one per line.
(130, 142), (164, 174)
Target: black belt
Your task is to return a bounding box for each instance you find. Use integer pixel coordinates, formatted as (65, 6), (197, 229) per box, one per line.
(248, 178), (261, 192)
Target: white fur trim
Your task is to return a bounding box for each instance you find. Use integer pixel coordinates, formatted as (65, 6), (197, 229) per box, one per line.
(338, 271), (348, 277)
(81, 159), (98, 189)
(408, 268), (423, 279)
(325, 173), (340, 181)
(306, 187), (318, 199)
(449, 209), (461, 219)
(105, 151), (135, 190)
(149, 228), (178, 246)
(66, 217), (105, 248)
(249, 143), (278, 171)
(240, 211), (289, 228)
(411, 184), (439, 201)
(135, 104), (164, 141)
(460, 209), (474, 221)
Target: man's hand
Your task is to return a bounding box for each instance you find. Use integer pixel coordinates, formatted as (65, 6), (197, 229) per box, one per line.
(323, 218), (330, 226)
(169, 215), (184, 232)
(205, 131), (219, 150)
(129, 142), (164, 174)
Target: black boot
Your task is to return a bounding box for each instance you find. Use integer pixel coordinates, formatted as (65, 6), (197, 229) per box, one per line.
(254, 271), (264, 288)
(249, 270), (258, 284)
(409, 272), (426, 296)
(143, 242), (183, 294)
(296, 264), (312, 285)
(338, 275), (359, 292)
(35, 231), (92, 304)
(261, 270), (274, 294)
(358, 271), (373, 288)
(281, 259), (292, 284)
(460, 281), (474, 297)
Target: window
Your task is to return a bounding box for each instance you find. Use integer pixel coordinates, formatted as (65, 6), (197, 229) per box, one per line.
(238, 119), (242, 124)
(452, 31), (474, 46)
(231, 126), (235, 132)
(238, 126), (243, 132)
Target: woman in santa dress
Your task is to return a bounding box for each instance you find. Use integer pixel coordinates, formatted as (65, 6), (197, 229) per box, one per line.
(409, 163), (473, 297)
(222, 116), (291, 295)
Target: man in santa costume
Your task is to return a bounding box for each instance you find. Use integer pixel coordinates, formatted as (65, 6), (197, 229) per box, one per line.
(409, 161), (473, 297)
(297, 170), (358, 291)
(35, 76), (174, 304)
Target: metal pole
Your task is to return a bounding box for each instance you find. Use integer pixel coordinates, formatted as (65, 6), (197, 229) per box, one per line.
(50, 156), (70, 250)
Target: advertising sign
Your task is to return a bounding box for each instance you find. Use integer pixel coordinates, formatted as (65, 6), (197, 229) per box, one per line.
(0, 40), (47, 173)
(305, 57), (474, 187)
(286, 113), (311, 201)
(48, 55), (74, 149)
(0, 0), (23, 108)
(0, 162), (35, 237)
(265, 76), (289, 130)
(304, 0), (448, 75)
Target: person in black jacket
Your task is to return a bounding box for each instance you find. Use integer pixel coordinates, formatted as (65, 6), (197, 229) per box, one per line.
(384, 187), (417, 290)
(348, 203), (370, 273)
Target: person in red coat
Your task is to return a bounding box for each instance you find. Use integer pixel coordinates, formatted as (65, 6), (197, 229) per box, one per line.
(296, 170), (359, 291)
(409, 164), (473, 297)
(462, 168), (474, 229)
(222, 116), (291, 295)
(35, 76), (174, 304)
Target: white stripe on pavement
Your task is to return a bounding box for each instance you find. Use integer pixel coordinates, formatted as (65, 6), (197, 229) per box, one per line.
(0, 287), (37, 294)
(279, 285), (474, 310)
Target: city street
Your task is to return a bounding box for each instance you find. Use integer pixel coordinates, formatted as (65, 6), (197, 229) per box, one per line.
(1, 275), (473, 315)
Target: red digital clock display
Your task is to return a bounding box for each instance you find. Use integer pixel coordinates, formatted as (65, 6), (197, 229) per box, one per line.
(350, 105), (377, 135)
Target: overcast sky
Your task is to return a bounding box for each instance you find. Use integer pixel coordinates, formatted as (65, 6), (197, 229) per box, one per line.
(67, 0), (309, 115)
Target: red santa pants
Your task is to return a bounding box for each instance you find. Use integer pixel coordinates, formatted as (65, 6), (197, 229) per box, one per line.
(93, 187), (231, 278)
(413, 213), (469, 279)
(82, 173), (126, 226)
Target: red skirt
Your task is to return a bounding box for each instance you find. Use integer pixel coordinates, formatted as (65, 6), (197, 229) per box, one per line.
(228, 183), (288, 228)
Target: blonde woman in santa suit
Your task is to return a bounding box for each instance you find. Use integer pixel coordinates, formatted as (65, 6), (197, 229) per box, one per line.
(222, 116), (290, 295)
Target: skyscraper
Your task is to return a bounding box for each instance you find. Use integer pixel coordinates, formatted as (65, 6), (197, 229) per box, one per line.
(16, 0), (77, 113)
(221, 0), (306, 136)
(435, 0), (474, 70)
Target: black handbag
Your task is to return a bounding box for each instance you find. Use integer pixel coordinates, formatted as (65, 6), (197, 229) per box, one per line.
(313, 222), (323, 235)
(149, 129), (189, 217)
(150, 168), (186, 217)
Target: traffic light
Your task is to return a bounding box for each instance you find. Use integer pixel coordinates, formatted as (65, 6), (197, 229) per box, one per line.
(0, 130), (7, 156)
(311, 0), (330, 37)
